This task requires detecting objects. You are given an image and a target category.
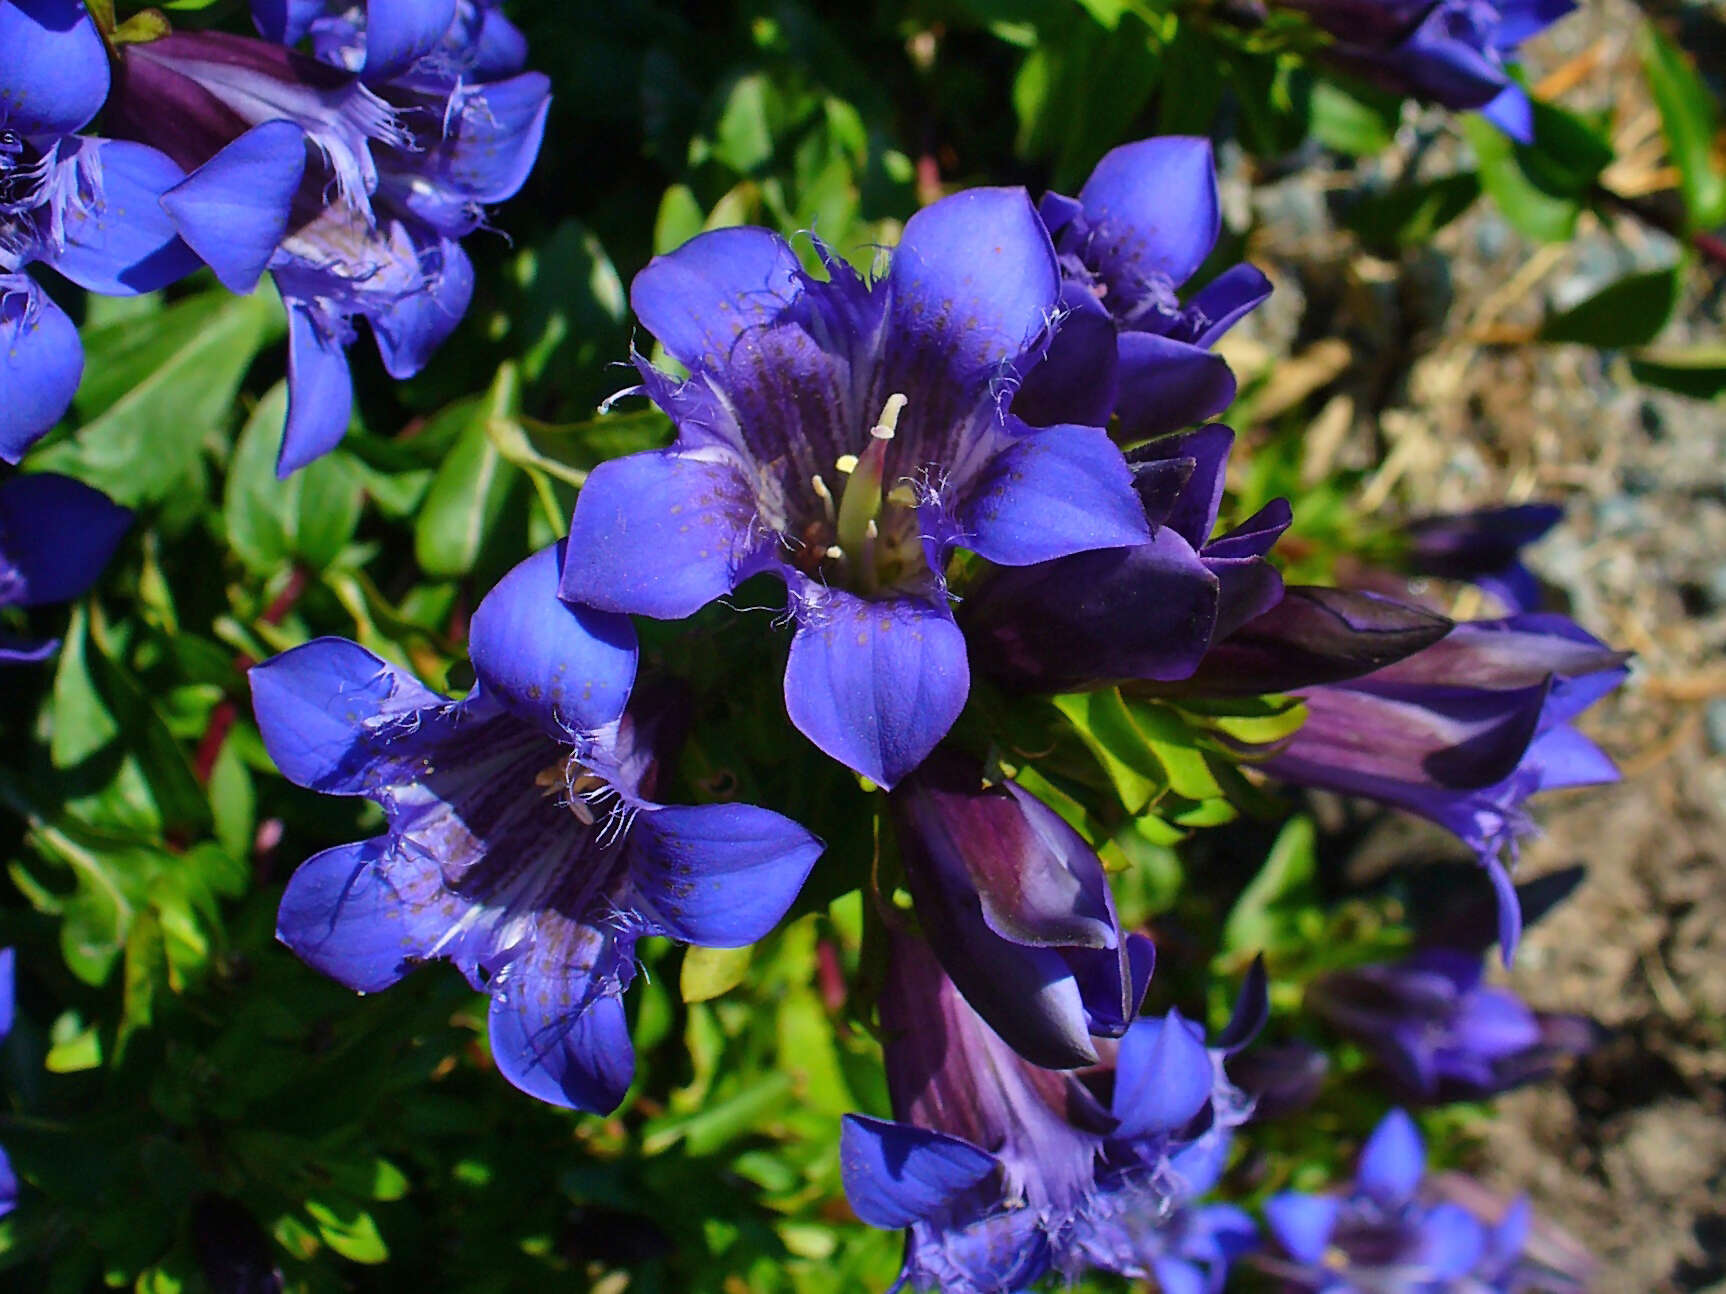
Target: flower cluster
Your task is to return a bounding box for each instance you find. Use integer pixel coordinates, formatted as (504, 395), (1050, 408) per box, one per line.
(1, 0), (547, 472)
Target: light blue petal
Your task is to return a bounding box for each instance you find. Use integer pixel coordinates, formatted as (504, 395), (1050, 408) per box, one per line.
(52, 141), (201, 297)
(1356, 1108), (1425, 1206)
(279, 305), (354, 475)
(1077, 137), (1220, 289)
(629, 226), (805, 376)
(960, 423), (1149, 567)
(839, 1114), (996, 1229)
(0, 0), (110, 137)
(0, 278), (82, 463)
(1264, 1193), (1338, 1266)
(1112, 1009), (1216, 1138)
(487, 952), (635, 1113)
(160, 121), (306, 295)
(362, 0), (457, 76)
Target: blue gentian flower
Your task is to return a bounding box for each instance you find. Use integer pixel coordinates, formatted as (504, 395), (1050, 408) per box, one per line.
(889, 750), (1153, 1069)
(1259, 614), (1627, 958)
(1309, 949), (1595, 1102)
(107, 10), (549, 473)
(1, 1), (211, 460)
(251, 542), (823, 1112)
(841, 935), (1264, 1291)
(1262, 1108), (1535, 1291)
(1015, 138), (1272, 440)
(1285, 0), (1576, 142)
(1403, 502), (1563, 614)
(0, 472), (130, 664)
(0, 946), (16, 1217)
(560, 191), (1153, 788)
(962, 425), (1290, 694)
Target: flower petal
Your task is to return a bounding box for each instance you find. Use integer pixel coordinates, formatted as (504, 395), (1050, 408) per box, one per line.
(276, 838), (455, 992)
(0, 0), (110, 137)
(0, 278), (82, 463)
(368, 235), (474, 379)
(1112, 1010), (1216, 1138)
(1114, 332), (1238, 439)
(0, 472), (130, 605)
(469, 541), (637, 737)
(160, 121), (306, 295)
(1421, 1202), (1487, 1278)
(250, 0), (325, 44)
(961, 423), (1148, 566)
(840, 1114), (997, 1230)
(1010, 284), (1119, 429)
(1186, 263), (1273, 348)
(362, 0), (458, 77)
(278, 305), (354, 475)
(561, 449), (764, 620)
(0, 947), (15, 1043)
(783, 590), (968, 790)
(249, 636), (443, 794)
(630, 226), (805, 375)
(887, 186), (1059, 384)
(1264, 1193), (1338, 1266)
(487, 954), (635, 1113)
(629, 802), (824, 946)
(1077, 136), (1220, 291)
(1357, 1107), (1425, 1206)
(53, 141), (201, 297)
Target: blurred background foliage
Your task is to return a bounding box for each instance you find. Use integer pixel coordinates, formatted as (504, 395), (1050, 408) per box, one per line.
(2, 0), (1722, 1289)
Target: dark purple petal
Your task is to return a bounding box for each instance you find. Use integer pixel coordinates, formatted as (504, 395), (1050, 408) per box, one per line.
(963, 526), (1218, 694)
(279, 306), (354, 475)
(0, 0), (110, 137)
(487, 954), (635, 1112)
(1357, 1108), (1424, 1206)
(0, 278), (82, 463)
(1186, 263), (1273, 348)
(469, 542), (637, 737)
(1076, 136), (1220, 291)
(561, 450), (764, 620)
(275, 838), (453, 992)
(1061, 932), (1151, 1039)
(1264, 1194), (1338, 1265)
(0, 1147), (15, 1218)
(250, 0), (324, 44)
(362, 0), (458, 77)
(1203, 498), (1291, 563)
(960, 423), (1149, 567)
(248, 636), (443, 794)
(368, 235), (473, 378)
(1114, 332), (1237, 439)
(1367, 614), (1624, 695)
(384, 71), (550, 235)
(1135, 424), (1233, 549)
(160, 121), (307, 295)
(1010, 285), (1119, 429)
(1494, 0), (1575, 47)
(839, 1114), (997, 1229)
(629, 802), (823, 946)
(629, 226), (804, 376)
(0, 947), (14, 1043)
(1214, 954), (1269, 1053)
(0, 473), (130, 606)
(783, 591), (967, 790)
(887, 186), (1060, 385)
(1404, 503), (1562, 583)
(1111, 1010), (1215, 1138)
(52, 140), (202, 297)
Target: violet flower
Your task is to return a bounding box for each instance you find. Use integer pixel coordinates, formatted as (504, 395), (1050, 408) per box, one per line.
(1283, 0), (1576, 142)
(252, 542), (823, 1112)
(0, 473), (130, 664)
(0, 947), (15, 1217)
(1015, 137), (1272, 439)
(888, 750), (1153, 1069)
(1262, 1108), (1538, 1291)
(962, 424), (1290, 695)
(105, 5), (549, 472)
(1309, 949), (1595, 1102)
(1403, 502), (1563, 614)
(560, 191), (1153, 788)
(1, 1), (210, 460)
(1258, 614), (1627, 958)
(841, 935), (1264, 1291)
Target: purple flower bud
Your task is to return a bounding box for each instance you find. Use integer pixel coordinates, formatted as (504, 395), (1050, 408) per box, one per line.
(1403, 502), (1564, 613)
(1308, 949), (1596, 1101)
(1229, 1041), (1331, 1120)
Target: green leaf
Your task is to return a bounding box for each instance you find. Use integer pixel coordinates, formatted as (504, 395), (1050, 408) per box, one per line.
(681, 944), (753, 1003)
(224, 382), (365, 574)
(508, 220), (628, 392)
(1540, 266), (1682, 348)
(36, 287), (281, 508)
(1221, 814), (1318, 955)
(1640, 25), (1726, 228)
(1052, 689), (1166, 812)
(116, 906), (165, 1062)
(304, 1200), (389, 1264)
(709, 72), (780, 174)
(1463, 102), (1611, 243)
(1309, 78), (1400, 156)
(1628, 345), (1726, 400)
(1346, 173), (1481, 251)
(413, 389), (524, 578)
(655, 184), (705, 255)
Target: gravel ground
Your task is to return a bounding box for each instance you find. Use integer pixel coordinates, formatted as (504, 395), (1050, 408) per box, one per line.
(1221, 2), (1726, 1286)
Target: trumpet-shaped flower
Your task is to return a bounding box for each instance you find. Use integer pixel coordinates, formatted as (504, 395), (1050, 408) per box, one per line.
(561, 191), (1152, 787)
(889, 750), (1153, 1069)
(252, 543), (822, 1112)
(1014, 138), (1271, 439)
(841, 936), (1264, 1291)
(0, 473), (130, 663)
